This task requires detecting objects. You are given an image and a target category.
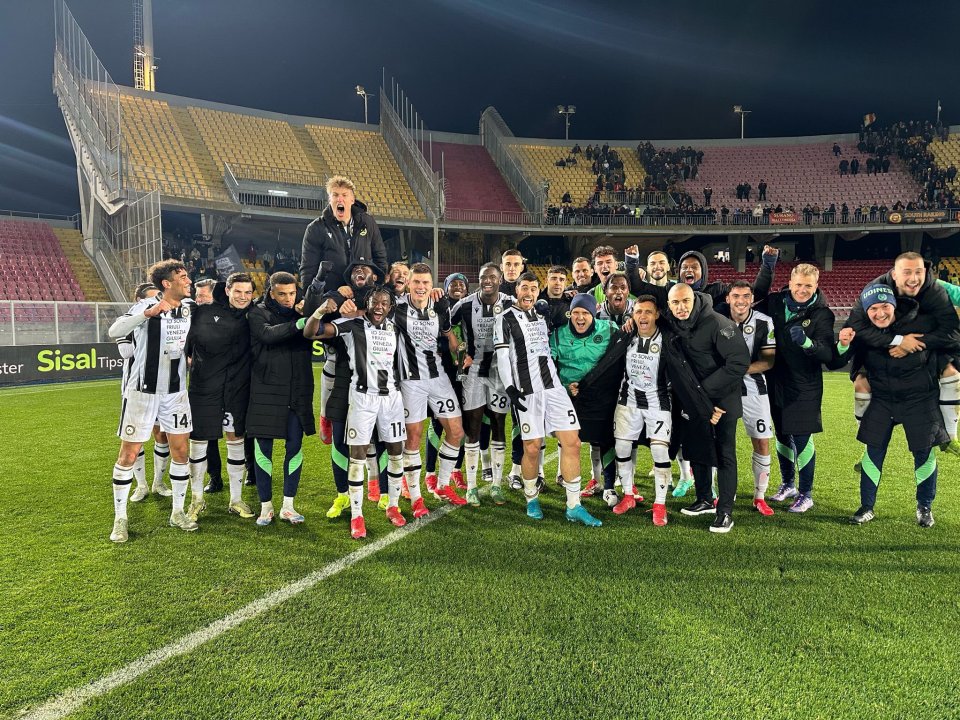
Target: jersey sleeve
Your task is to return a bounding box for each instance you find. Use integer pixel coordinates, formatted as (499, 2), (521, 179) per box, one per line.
(108, 298), (153, 339)
(332, 317), (357, 336)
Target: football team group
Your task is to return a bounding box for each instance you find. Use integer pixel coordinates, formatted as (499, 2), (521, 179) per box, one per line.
(105, 176), (960, 543)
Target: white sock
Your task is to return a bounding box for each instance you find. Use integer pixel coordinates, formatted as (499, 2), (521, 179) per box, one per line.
(403, 450), (422, 502)
(133, 449), (146, 488)
(940, 375), (960, 440)
(590, 445), (602, 481)
(614, 439), (635, 496)
(189, 439), (207, 500)
(169, 460), (189, 514)
(510, 462), (522, 478)
(260, 499), (274, 519)
(464, 441), (480, 491)
(366, 448), (379, 485)
(522, 474), (539, 501)
(387, 454), (403, 507)
(752, 451), (771, 498)
(112, 463), (133, 519)
(437, 441), (460, 489)
(651, 442), (671, 505)
(491, 441), (506, 486)
(348, 459), (365, 518)
(153, 441), (170, 486)
(854, 392), (871, 426)
(226, 439), (245, 504)
(563, 477), (581, 509)
(538, 443), (545, 477)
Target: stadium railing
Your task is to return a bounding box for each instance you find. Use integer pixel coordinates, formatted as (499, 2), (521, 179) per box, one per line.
(443, 208), (544, 225)
(479, 108), (544, 217)
(0, 301), (130, 347)
(379, 88), (443, 220)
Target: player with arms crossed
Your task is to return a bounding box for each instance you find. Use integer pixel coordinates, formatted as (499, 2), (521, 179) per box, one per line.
(107, 260), (196, 542)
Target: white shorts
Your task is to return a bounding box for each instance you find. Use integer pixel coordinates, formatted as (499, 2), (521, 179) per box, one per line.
(117, 389), (192, 443)
(222, 412), (236, 435)
(401, 376), (461, 424)
(515, 386), (580, 440)
(462, 372), (509, 414)
(613, 404), (671, 443)
(346, 389), (407, 445)
(741, 393), (774, 439)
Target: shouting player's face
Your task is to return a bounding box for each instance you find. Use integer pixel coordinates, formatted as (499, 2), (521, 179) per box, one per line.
(593, 254), (616, 280)
(632, 300), (659, 337)
(515, 279), (538, 311)
(606, 276), (629, 312)
(679, 258), (702, 285)
(351, 265), (375, 288)
(367, 291), (393, 325)
(390, 266), (409, 293)
(867, 302), (896, 328)
(569, 307), (593, 334)
(329, 185), (355, 224)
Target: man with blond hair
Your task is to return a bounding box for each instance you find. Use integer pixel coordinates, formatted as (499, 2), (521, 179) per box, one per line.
(300, 175), (387, 315)
(761, 263), (836, 514)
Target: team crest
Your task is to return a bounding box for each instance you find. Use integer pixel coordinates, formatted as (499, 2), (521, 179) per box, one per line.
(743, 325), (754, 335)
(720, 326), (735, 339)
(494, 305), (502, 314)
(593, 335), (604, 343)
(521, 423), (531, 434)
(428, 308), (436, 318)
(878, 292), (888, 302)
(181, 305), (190, 318)
(125, 425), (135, 436)
(650, 343), (660, 354)
(348, 428), (358, 439)
(360, 228), (368, 236)
(802, 319), (811, 327)
(404, 408), (410, 418)
(565, 311), (571, 318)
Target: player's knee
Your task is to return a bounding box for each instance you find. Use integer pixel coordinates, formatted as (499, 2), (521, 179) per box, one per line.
(942, 364), (959, 378)
(650, 440), (670, 463)
(853, 374), (871, 393)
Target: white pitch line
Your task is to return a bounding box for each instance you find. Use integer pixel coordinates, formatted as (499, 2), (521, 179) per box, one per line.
(0, 379), (118, 397)
(16, 450), (562, 720)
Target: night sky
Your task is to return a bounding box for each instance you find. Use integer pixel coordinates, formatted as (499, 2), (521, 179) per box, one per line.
(1, 0), (957, 215)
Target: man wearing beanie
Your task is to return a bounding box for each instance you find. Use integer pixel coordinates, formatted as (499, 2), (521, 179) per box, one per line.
(832, 284), (958, 527)
(549, 292), (620, 507)
(760, 264), (835, 514)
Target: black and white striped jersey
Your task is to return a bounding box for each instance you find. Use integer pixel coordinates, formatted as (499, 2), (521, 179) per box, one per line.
(598, 298), (635, 326)
(108, 295), (194, 395)
(735, 309), (775, 396)
(333, 316), (402, 395)
(394, 296), (452, 381)
(450, 292), (511, 379)
(494, 305), (558, 395)
(618, 331), (671, 411)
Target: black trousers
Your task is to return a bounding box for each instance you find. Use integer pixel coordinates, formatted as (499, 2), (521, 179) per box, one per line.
(691, 412), (738, 515)
(206, 439), (222, 480)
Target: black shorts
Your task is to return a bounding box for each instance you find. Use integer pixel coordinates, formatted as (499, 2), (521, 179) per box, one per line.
(857, 395), (947, 453)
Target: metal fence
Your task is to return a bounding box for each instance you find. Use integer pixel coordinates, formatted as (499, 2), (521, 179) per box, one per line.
(52, 0), (123, 197)
(0, 301), (131, 347)
(380, 86), (443, 220)
(98, 188), (162, 290)
(479, 107), (544, 217)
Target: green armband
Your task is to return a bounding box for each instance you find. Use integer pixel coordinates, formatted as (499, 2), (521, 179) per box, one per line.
(836, 341), (850, 355)
(801, 336), (813, 349)
(296, 317), (306, 330)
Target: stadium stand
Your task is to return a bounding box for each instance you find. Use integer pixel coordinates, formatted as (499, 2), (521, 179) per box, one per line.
(513, 144), (598, 206)
(189, 107), (320, 185)
(0, 221), (87, 302)
(927, 135), (960, 191)
(432, 142), (524, 215)
(305, 125), (423, 220)
(682, 142), (922, 210)
(119, 94), (226, 200)
(51, 227), (110, 302)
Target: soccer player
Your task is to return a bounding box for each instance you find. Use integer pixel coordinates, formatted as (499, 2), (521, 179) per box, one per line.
(246, 272), (315, 527)
(667, 284), (749, 533)
(645, 250), (674, 288)
(846, 252), (960, 456)
(193, 278), (216, 305)
(494, 272), (601, 526)
(387, 261), (410, 297)
(116, 282), (171, 504)
(597, 272), (634, 326)
(589, 245), (619, 303)
(834, 284), (958, 526)
(306, 287), (417, 539)
(566, 256), (597, 294)
(724, 281), (776, 516)
(107, 260), (196, 543)
(537, 265), (573, 328)
(451, 263), (512, 504)
(762, 264), (835, 513)
(184, 273), (255, 521)
(395, 263), (467, 506)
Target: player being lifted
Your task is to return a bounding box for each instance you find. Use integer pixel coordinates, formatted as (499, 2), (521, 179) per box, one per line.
(450, 263), (512, 505)
(394, 263), (467, 507)
(494, 272), (601, 526)
(724, 281), (776, 516)
(107, 260), (197, 542)
(305, 287), (419, 539)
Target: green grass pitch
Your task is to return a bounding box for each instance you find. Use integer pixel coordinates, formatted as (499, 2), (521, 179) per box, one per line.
(2, 371), (958, 719)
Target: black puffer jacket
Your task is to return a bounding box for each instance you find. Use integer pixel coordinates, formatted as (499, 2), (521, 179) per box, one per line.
(666, 293), (750, 418)
(186, 282), (252, 438)
(246, 294), (315, 439)
(300, 200), (386, 295)
(764, 288), (835, 435)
